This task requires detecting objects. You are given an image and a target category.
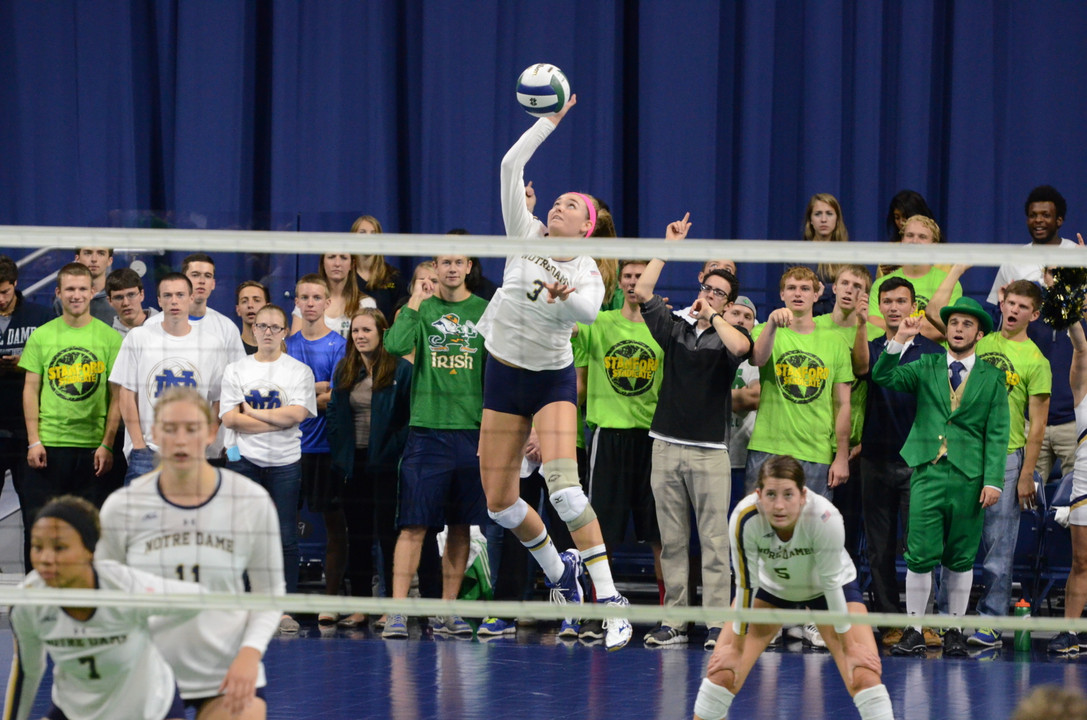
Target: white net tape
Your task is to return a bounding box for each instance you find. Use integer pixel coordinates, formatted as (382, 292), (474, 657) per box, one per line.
(1, 224), (1086, 267)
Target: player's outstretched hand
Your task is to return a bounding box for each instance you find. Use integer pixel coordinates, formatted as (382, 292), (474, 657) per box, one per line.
(218, 647), (261, 716)
(543, 281), (575, 303)
(666, 212), (691, 241)
(547, 94), (577, 126)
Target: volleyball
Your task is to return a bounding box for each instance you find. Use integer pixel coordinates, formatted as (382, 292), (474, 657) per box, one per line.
(515, 63), (571, 117)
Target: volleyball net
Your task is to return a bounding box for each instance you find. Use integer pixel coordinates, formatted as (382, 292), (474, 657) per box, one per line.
(1, 223), (1086, 639)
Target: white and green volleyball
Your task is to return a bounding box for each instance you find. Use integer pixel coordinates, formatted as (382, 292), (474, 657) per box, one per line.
(515, 63), (571, 117)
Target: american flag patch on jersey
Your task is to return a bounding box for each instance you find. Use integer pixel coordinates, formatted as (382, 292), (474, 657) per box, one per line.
(821, 510), (831, 522)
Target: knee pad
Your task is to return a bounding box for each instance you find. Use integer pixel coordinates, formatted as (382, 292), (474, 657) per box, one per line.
(693, 679), (734, 720)
(549, 486), (597, 531)
(488, 498), (529, 529)
(541, 458), (580, 494)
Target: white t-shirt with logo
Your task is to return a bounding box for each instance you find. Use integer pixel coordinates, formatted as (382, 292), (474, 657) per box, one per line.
(219, 354), (316, 467)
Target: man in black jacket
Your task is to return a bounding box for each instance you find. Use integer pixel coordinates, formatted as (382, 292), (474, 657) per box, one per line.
(0, 256), (54, 568)
(632, 215), (752, 650)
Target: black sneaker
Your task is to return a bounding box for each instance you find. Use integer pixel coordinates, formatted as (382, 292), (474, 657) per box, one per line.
(579, 618), (604, 641)
(891, 627), (927, 656)
(1048, 631), (1080, 655)
(644, 624), (688, 647)
(942, 628), (969, 657)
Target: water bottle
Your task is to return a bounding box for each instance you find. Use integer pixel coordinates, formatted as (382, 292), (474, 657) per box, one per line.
(1013, 598), (1031, 652)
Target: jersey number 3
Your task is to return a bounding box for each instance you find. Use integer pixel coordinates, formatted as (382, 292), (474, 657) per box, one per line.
(526, 280), (545, 302)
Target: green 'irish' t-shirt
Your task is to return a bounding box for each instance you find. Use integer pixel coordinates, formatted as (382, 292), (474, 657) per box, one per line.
(572, 309), (663, 430)
(813, 314), (866, 446)
(867, 266), (961, 341)
(19, 316), (122, 447)
(977, 332), (1052, 452)
(747, 322), (854, 464)
(383, 294), (489, 429)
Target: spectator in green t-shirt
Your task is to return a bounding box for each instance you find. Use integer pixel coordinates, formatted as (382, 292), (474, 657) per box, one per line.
(381, 254), (490, 639)
(571, 259), (665, 642)
(19, 262), (122, 531)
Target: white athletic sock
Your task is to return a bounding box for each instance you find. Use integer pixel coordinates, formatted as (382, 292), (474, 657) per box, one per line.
(905, 570), (932, 633)
(582, 544), (617, 598)
(942, 568), (973, 617)
(522, 530), (565, 584)
(853, 685), (894, 720)
(694, 678), (734, 720)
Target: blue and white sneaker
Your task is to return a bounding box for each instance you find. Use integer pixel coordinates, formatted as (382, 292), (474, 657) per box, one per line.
(546, 549), (584, 607)
(599, 594), (632, 651)
(430, 615), (473, 637)
(558, 618), (581, 639)
(967, 627), (1002, 647)
(382, 613), (408, 639)
(477, 617), (516, 637)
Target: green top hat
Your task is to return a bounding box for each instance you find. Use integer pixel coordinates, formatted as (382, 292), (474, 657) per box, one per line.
(938, 296), (993, 335)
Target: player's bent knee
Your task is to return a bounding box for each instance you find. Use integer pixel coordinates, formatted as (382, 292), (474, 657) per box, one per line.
(488, 498), (529, 529)
(693, 678), (735, 720)
(549, 486), (596, 531)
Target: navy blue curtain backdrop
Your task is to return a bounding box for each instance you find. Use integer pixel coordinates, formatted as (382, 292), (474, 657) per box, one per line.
(2, 0), (1087, 311)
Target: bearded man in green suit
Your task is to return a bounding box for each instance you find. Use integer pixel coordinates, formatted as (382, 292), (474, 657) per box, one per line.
(871, 296), (1010, 657)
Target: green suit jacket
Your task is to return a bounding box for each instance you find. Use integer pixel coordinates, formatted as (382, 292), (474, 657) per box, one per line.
(872, 349), (1010, 487)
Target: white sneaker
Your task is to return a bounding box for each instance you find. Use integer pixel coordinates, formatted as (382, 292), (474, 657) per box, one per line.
(600, 594), (632, 652)
(784, 624), (804, 640)
(802, 623), (826, 649)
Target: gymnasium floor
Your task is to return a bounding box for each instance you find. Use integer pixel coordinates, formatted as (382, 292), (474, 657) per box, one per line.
(3, 617), (1085, 720)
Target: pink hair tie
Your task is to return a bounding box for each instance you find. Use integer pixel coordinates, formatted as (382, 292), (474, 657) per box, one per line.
(569, 192), (597, 238)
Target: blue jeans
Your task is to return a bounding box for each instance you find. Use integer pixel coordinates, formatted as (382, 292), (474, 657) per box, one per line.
(976, 449), (1023, 619)
(228, 457), (302, 593)
(124, 447), (157, 485)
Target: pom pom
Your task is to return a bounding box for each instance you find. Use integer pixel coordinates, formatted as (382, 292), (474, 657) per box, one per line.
(1041, 266), (1087, 330)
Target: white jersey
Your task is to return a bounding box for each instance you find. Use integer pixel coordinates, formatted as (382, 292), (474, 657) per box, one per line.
(97, 469), (284, 699)
(5, 560), (200, 720)
(1070, 394), (1087, 525)
(219, 353), (316, 467)
(109, 321), (233, 455)
(476, 118), (605, 371)
(729, 361), (760, 469)
(730, 491), (856, 633)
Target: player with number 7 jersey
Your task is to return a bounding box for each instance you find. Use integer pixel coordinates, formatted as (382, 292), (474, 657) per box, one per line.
(97, 388), (284, 717)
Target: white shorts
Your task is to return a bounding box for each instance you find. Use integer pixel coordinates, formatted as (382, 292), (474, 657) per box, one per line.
(1069, 470), (1087, 526)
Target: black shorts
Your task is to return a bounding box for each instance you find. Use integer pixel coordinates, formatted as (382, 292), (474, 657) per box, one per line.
(397, 428), (488, 528)
(482, 359), (576, 416)
(185, 686), (268, 711)
(48, 687), (185, 720)
(755, 578), (864, 609)
(299, 452), (341, 513)
(588, 427), (660, 547)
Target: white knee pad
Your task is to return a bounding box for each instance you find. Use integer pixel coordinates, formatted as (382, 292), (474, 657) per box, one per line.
(549, 486), (596, 531)
(693, 678), (734, 720)
(488, 498), (529, 529)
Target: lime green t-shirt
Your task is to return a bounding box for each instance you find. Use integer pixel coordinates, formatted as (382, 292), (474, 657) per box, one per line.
(868, 267), (962, 341)
(19, 317), (122, 447)
(747, 323), (854, 464)
(383, 294), (489, 429)
(977, 332), (1052, 452)
(572, 310), (663, 430)
(813, 314), (866, 446)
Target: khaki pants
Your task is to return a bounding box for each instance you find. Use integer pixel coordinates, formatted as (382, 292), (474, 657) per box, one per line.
(650, 439), (731, 629)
